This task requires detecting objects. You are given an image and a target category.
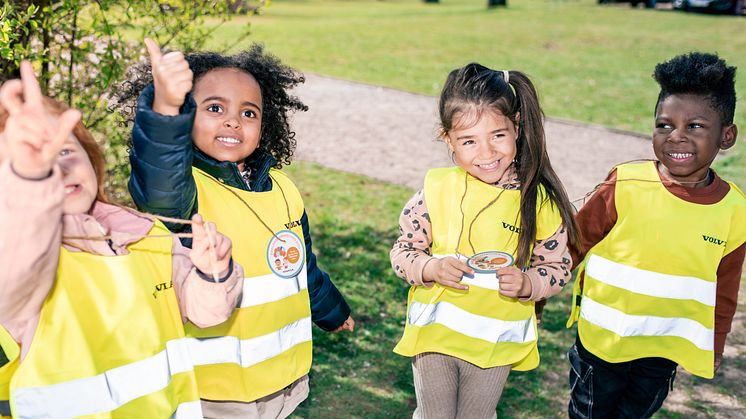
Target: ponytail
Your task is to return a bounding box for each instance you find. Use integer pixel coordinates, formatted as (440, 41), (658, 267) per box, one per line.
(507, 71), (580, 267)
(438, 64), (581, 266)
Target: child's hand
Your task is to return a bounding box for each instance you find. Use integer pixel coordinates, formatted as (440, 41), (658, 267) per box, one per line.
(497, 266), (532, 298)
(145, 38), (193, 116)
(0, 61), (80, 179)
(422, 257), (472, 291)
(190, 214), (232, 279)
(331, 315), (355, 333)
(714, 353), (723, 372)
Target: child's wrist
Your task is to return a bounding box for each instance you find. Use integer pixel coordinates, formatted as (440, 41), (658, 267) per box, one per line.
(10, 161), (53, 181)
(420, 257), (438, 283)
(518, 272), (533, 298)
(152, 98), (181, 116)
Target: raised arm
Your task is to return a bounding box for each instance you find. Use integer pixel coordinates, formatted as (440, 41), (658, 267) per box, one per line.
(0, 62), (80, 345)
(128, 39), (198, 233)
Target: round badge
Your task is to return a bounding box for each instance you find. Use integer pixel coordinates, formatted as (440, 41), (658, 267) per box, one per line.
(266, 230), (305, 278)
(466, 251), (514, 273)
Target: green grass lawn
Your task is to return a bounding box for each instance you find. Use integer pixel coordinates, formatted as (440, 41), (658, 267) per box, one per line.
(205, 0), (745, 188)
(208, 0), (746, 137)
(283, 161), (746, 418)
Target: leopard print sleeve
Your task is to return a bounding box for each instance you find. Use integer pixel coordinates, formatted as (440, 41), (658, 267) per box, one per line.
(390, 190), (436, 286)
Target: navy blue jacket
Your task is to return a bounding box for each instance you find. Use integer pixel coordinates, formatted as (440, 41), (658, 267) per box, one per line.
(129, 84), (351, 331)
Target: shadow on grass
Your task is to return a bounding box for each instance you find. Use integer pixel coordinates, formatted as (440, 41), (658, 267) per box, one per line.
(292, 222), (416, 418)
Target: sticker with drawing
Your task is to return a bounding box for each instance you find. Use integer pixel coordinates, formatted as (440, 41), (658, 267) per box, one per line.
(267, 229), (305, 278)
(466, 251), (514, 273)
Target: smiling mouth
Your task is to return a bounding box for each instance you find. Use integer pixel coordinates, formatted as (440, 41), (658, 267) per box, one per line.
(476, 160), (500, 170)
(667, 152), (693, 161)
(216, 136), (241, 145)
(64, 184), (80, 195)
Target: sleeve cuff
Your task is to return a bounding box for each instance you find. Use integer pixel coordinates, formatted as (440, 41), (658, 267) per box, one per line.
(196, 258), (234, 283)
(411, 255), (437, 286)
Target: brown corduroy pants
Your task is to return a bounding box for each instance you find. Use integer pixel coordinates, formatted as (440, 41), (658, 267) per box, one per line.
(412, 352), (511, 419)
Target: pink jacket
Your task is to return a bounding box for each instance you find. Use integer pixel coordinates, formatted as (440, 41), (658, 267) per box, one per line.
(0, 161), (243, 361)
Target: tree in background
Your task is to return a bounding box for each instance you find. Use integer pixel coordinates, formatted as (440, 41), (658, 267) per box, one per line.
(0, 0), (258, 201)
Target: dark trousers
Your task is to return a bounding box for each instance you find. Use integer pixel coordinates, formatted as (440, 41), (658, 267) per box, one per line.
(568, 337), (677, 419)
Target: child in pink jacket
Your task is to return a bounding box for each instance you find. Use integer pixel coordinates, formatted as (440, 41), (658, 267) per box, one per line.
(0, 62), (243, 418)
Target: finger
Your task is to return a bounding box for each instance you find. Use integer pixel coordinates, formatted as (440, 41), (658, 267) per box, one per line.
(159, 51), (186, 66)
(19, 61), (43, 107)
(441, 279), (469, 290)
(156, 61), (187, 76)
(215, 235), (232, 261)
(497, 266), (518, 276)
(144, 37), (163, 67)
(41, 109), (80, 164)
(0, 79), (24, 112)
(204, 222), (220, 278)
(445, 264), (466, 280)
(445, 258), (474, 274)
(191, 214), (205, 240)
(51, 109), (80, 148)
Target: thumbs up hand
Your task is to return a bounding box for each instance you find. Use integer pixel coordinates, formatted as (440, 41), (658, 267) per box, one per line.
(145, 38), (193, 116)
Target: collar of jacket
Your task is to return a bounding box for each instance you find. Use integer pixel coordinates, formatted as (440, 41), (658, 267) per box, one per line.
(192, 146), (277, 192)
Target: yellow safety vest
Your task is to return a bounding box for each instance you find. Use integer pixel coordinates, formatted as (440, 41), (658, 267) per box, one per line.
(189, 167), (312, 402)
(394, 167), (562, 369)
(9, 222), (202, 418)
(0, 326), (18, 419)
(567, 161), (746, 378)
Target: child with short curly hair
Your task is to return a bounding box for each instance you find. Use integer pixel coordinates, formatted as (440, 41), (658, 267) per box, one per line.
(566, 52), (745, 418)
(125, 39), (354, 418)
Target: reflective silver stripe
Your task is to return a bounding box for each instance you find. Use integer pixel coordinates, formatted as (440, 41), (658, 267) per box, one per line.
(408, 300), (536, 344)
(189, 316), (312, 368)
(14, 338), (197, 419)
(431, 254), (501, 291)
(240, 268), (308, 308)
(172, 400), (203, 419)
(580, 296), (714, 351)
(586, 254), (715, 306)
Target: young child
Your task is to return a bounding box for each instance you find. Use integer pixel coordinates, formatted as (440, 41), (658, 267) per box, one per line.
(126, 39), (354, 418)
(566, 52), (745, 418)
(0, 62), (243, 418)
(391, 63), (580, 418)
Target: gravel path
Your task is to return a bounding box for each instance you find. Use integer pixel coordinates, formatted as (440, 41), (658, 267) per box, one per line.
(291, 73), (655, 202)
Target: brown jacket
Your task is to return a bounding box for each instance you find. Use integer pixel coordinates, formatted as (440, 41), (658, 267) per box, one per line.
(571, 167), (746, 355)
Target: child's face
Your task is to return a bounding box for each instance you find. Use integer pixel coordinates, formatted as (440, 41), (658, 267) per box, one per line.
(445, 110), (518, 184)
(58, 135), (98, 214)
(192, 68), (263, 171)
(653, 94), (737, 185)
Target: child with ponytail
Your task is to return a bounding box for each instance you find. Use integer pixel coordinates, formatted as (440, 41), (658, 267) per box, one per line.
(391, 63), (580, 418)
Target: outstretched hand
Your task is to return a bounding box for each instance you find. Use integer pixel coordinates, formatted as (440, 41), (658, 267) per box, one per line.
(0, 61), (80, 179)
(145, 37), (193, 116)
(190, 214), (232, 280)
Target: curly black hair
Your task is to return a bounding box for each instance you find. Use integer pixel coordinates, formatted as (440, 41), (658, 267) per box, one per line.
(117, 43), (307, 169)
(653, 52), (737, 124)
